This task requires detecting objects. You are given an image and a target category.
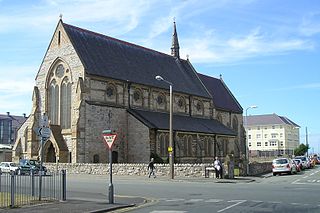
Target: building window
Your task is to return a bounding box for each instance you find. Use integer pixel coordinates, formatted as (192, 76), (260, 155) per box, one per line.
(159, 134), (168, 157)
(196, 102), (202, 111)
(265, 142), (268, 146)
(177, 97), (186, 110)
(204, 137), (212, 156)
(248, 142), (251, 147)
(55, 64), (65, 78)
(248, 135), (251, 139)
(272, 126), (275, 129)
(264, 134), (268, 138)
(60, 77), (71, 129)
(232, 116), (238, 134)
(271, 133), (277, 138)
(257, 126), (260, 130)
(106, 86), (115, 98)
(280, 141), (284, 146)
(133, 90), (142, 102)
(256, 134), (261, 139)
(49, 80), (59, 125)
(270, 141), (277, 146)
(257, 142), (261, 146)
(47, 62), (72, 129)
(187, 136), (193, 156)
(93, 154), (100, 163)
(157, 94), (165, 105)
(280, 133), (283, 138)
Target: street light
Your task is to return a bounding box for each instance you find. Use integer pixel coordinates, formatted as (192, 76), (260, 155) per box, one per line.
(244, 105), (257, 175)
(155, 75), (174, 179)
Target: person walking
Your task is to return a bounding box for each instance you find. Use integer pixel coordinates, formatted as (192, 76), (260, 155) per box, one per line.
(148, 158), (156, 178)
(214, 157), (223, 179)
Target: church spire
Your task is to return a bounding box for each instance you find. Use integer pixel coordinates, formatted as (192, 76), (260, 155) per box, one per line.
(171, 19), (180, 58)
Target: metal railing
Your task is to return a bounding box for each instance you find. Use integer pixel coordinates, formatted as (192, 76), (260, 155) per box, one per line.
(0, 169), (66, 208)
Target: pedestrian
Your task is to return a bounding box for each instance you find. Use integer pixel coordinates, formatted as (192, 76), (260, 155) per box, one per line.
(214, 157), (223, 179)
(148, 158), (156, 178)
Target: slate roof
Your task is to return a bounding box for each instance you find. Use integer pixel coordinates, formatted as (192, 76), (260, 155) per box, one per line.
(128, 109), (236, 136)
(245, 114), (300, 127)
(62, 22), (211, 99)
(198, 73), (243, 113)
(0, 114), (27, 130)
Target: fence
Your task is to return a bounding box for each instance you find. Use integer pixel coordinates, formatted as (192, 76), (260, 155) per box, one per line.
(0, 170), (66, 208)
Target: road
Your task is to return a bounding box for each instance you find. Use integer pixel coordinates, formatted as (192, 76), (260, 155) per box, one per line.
(66, 165), (320, 213)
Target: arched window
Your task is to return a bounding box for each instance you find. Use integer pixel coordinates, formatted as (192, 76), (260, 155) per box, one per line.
(187, 136), (193, 156)
(196, 100), (204, 115)
(232, 116), (238, 134)
(49, 80), (59, 124)
(159, 134), (166, 156)
(61, 77), (71, 129)
(133, 89), (143, 106)
(106, 84), (117, 103)
(217, 113), (223, 123)
(47, 62), (72, 129)
(93, 154), (100, 163)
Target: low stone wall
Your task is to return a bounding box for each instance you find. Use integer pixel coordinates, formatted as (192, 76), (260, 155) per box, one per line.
(44, 162), (272, 177)
(45, 163), (210, 178)
(248, 162), (272, 176)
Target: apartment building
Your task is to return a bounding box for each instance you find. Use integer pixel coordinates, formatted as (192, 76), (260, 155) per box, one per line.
(244, 114), (300, 157)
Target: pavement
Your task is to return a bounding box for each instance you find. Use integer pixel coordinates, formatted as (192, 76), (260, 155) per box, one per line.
(2, 175), (259, 212)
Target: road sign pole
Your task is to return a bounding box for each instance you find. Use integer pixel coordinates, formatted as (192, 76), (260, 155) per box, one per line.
(39, 136), (43, 201)
(108, 148), (114, 204)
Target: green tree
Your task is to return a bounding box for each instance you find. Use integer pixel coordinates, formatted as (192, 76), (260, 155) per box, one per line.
(294, 143), (309, 156)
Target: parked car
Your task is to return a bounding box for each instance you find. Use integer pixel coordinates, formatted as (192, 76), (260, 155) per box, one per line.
(18, 159), (47, 175)
(294, 156), (310, 169)
(293, 159), (303, 172)
(0, 162), (20, 174)
(272, 158), (297, 176)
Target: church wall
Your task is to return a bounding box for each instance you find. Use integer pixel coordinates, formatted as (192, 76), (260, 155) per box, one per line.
(127, 114), (150, 163)
(33, 22), (85, 163)
(84, 104), (128, 163)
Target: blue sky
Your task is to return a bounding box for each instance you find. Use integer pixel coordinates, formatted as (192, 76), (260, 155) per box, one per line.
(1, 0), (319, 153)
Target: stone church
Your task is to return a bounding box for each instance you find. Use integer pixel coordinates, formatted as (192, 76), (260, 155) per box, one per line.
(12, 19), (245, 167)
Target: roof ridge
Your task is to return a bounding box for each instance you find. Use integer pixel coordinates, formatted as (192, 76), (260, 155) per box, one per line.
(63, 22), (172, 58)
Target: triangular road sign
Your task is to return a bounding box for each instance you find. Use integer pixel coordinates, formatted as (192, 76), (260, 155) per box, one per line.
(103, 134), (117, 149)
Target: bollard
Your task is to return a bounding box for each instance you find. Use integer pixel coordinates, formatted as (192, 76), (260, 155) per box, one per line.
(62, 170), (66, 201)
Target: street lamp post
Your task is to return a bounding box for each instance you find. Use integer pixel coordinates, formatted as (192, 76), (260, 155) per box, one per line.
(155, 75), (174, 179)
(244, 105), (257, 175)
(306, 127), (309, 157)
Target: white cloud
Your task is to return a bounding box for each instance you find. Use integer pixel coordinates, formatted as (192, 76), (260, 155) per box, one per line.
(0, 65), (35, 115)
(299, 12), (320, 36)
(0, 0), (150, 35)
(179, 27), (314, 64)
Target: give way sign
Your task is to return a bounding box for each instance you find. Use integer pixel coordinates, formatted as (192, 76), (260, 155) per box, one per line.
(102, 134), (117, 149)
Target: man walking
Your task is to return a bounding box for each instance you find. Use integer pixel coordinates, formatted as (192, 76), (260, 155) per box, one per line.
(148, 158), (156, 178)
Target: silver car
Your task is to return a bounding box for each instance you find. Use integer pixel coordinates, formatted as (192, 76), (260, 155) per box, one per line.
(0, 162), (19, 174)
(272, 158), (297, 176)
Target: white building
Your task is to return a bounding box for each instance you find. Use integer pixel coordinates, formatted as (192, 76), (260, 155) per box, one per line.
(244, 114), (300, 157)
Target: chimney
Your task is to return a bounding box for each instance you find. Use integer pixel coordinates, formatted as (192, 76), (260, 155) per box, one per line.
(23, 113), (26, 118)
(6, 112), (10, 116)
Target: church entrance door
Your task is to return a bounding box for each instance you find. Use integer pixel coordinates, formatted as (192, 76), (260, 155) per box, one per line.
(45, 141), (56, 162)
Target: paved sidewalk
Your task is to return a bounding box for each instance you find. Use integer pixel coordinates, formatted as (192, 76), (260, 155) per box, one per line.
(3, 196), (146, 213)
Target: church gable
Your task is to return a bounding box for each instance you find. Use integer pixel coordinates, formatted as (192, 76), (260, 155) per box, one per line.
(48, 20), (73, 50)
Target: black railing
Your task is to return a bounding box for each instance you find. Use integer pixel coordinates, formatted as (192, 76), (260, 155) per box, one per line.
(0, 169), (66, 208)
